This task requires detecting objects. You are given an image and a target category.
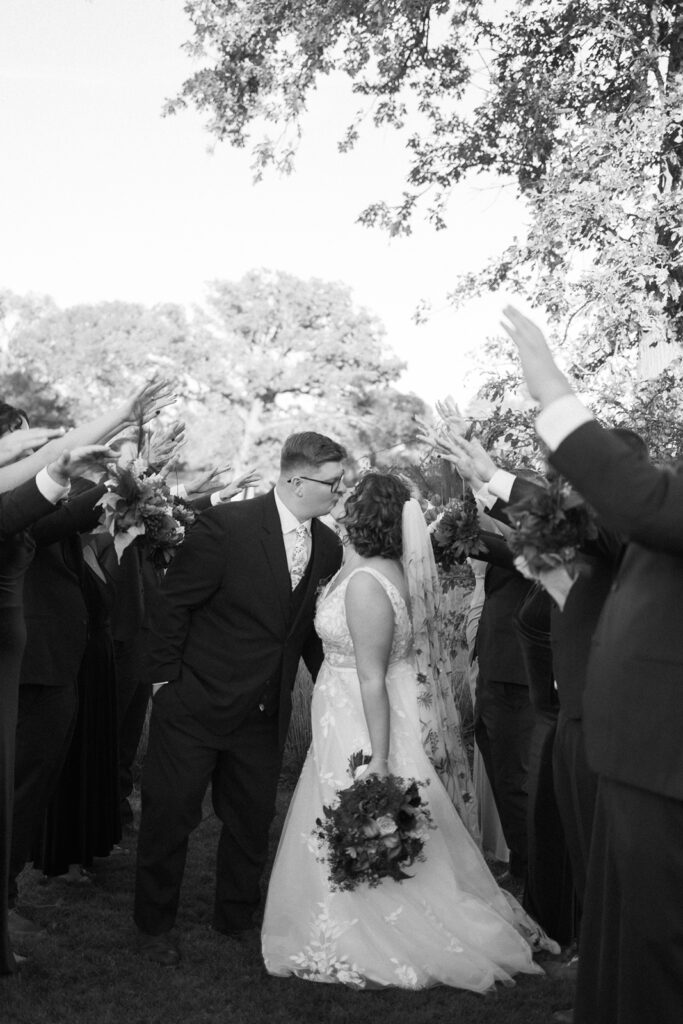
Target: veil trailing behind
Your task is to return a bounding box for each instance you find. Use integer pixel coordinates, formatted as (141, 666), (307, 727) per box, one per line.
(401, 498), (480, 842)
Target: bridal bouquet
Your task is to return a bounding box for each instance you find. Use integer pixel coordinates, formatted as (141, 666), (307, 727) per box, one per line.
(94, 456), (196, 567)
(314, 752), (434, 892)
(429, 488), (488, 581)
(507, 475), (597, 575)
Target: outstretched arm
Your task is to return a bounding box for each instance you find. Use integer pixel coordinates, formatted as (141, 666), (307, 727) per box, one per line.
(0, 428), (64, 468)
(501, 304), (683, 551)
(0, 379), (175, 494)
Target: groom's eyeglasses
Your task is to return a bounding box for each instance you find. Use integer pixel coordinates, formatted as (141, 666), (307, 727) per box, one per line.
(288, 474), (345, 493)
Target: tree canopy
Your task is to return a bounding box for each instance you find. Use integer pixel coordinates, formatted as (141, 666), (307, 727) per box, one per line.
(168, 1), (683, 384)
(0, 273), (425, 474)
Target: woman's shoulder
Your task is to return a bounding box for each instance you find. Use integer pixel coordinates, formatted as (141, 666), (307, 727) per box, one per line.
(347, 558), (407, 600)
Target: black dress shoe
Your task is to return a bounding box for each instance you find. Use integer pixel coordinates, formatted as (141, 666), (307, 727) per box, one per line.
(136, 930), (180, 967)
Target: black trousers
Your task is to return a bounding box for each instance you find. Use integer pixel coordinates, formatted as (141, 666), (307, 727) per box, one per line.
(134, 685), (281, 936)
(0, 609), (24, 972)
(552, 712), (597, 914)
(575, 776), (683, 1024)
(9, 682), (78, 905)
(114, 636), (151, 823)
(474, 677), (534, 877)
(522, 709), (575, 946)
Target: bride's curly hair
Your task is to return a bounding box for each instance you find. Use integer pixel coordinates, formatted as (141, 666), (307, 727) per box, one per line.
(343, 472), (411, 559)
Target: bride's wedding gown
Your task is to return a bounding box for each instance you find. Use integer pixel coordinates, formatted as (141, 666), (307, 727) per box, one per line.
(262, 567), (555, 991)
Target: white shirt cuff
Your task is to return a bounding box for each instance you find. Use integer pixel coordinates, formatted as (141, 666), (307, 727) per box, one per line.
(487, 470), (516, 503)
(474, 483), (495, 511)
(36, 467), (70, 504)
(535, 394), (594, 452)
(170, 483), (188, 500)
(210, 490), (223, 506)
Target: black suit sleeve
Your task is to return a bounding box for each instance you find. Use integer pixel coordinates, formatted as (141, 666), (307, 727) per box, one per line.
(477, 530), (518, 572)
(188, 492), (214, 513)
(30, 483), (107, 546)
(551, 420), (683, 552)
(145, 510), (226, 683)
(487, 476), (543, 526)
(0, 477), (54, 541)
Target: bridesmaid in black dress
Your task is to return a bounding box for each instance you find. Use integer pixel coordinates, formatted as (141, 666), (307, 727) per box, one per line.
(34, 533), (122, 880)
(0, 405), (76, 974)
(0, 478), (65, 973)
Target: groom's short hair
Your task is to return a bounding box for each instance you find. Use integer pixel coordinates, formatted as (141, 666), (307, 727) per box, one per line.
(280, 432), (347, 473)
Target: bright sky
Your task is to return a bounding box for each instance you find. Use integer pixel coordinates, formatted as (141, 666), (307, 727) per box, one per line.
(0, 0), (526, 406)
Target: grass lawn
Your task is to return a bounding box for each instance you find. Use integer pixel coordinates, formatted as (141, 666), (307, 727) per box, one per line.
(0, 781), (573, 1024)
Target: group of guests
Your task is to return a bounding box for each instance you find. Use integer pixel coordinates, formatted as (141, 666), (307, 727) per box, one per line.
(0, 380), (258, 974)
(443, 307), (681, 1024)
(1, 305), (680, 1024)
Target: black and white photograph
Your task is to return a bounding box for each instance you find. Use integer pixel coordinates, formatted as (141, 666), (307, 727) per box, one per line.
(1, 3), (681, 1024)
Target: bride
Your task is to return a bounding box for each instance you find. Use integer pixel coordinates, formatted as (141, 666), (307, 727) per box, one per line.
(261, 472), (557, 991)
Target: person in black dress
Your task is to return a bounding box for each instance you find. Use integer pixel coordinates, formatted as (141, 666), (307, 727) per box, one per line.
(0, 424), (114, 972)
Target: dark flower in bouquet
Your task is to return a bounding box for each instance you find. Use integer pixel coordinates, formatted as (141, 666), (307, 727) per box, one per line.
(507, 474), (597, 575)
(429, 488), (488, 574)
(313, 751), (434, 892)
(94, 454), (196, 568)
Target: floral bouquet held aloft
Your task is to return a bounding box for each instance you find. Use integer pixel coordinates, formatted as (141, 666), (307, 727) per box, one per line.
(506, 474), (598, 577)
(428, 488), (488, 589)
(314, 752), (434, 893)
(94, 456), (196, 569)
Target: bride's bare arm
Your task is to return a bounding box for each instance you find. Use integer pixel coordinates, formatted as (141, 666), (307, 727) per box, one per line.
(0, 379), (175, 494)
(345, 572), (394, 777)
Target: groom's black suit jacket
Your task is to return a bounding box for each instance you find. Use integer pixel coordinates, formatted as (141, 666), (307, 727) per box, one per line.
(550, 421), (683, 800)
(145, 489), (342, 747)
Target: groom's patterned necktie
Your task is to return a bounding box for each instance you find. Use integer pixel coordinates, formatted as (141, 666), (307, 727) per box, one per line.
(290, 523), (309, 590)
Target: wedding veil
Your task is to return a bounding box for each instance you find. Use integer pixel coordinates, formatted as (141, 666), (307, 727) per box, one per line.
(401, 498), (480, 843)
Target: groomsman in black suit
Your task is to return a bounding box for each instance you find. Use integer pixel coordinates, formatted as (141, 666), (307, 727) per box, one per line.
(473, 557), (534, 879)
(483, 460), (626, 918)
(502, 305), (683, 1024)
(134, 432), (346, 966)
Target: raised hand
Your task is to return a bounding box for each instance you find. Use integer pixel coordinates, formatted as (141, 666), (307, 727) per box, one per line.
(414, 416), (450, 453)
(416, 397), (470, 453)
(215, 467), (262, 501)
(500, 306), (573, 408)
(434, 396), (468, 435)
(185, 464), (232, 495)
(47, 444), (119, 485)
(438, 433), (499, 485)
(0, 427), (64, 467)
(148, 419), (187, 470)
(121, 378), (177, 427)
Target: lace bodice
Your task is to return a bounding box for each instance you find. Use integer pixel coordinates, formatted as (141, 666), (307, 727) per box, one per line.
(314, 566), (413, 667)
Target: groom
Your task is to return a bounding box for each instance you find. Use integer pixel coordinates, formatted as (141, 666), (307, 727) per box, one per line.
(134, 432), (346, 965)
